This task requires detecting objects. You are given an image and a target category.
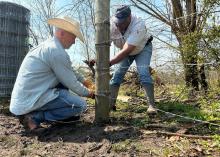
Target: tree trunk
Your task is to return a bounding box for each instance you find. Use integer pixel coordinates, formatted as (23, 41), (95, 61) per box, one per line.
(183, 54), (199, 91)
(172, 0), (200, 91)
(179, 39), (199, 91)
(217, 66), (220, 87)
(199, 64), (208, 93)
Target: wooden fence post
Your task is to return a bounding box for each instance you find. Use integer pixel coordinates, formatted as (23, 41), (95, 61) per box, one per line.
(94, 0), (110, 122)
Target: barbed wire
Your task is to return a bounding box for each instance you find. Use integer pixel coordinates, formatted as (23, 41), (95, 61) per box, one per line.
(41, 98), (220, 127)
(92, 61), (220, 71)
(99, 79), (220, 127)
(78, 65), (219, 86)
(156, 108), (220, 127)
(86, 93), (220, 128)
(80, 16), (219, 66)
(79, 3), (220, 56)
(78, 60), (220, 81)
(97, 3), (220, 25)
(125, 82), (220, 127)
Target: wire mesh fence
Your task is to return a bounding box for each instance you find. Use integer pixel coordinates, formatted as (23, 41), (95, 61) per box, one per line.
(0, 2), (30, 97)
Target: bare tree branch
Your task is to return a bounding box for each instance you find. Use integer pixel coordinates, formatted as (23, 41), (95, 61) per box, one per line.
(131, 0), (172, 26)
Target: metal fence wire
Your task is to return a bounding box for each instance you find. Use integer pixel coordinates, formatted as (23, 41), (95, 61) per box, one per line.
(0, 2), (30, 97)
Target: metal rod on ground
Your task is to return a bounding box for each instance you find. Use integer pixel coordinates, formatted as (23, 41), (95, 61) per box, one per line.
(94, 0), (110, 122)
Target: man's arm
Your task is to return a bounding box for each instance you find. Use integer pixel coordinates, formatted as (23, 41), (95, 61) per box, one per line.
(110, 43), (136, 66)
(48, 53), (91, 97)
(72, 67), (85, 83)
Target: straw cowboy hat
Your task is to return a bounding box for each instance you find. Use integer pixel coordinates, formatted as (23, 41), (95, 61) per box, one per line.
(47, 16), (84, 43)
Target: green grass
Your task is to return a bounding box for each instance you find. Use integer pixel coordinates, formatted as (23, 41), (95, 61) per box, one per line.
(112, 139), (148, 153)
(157, 102), (206, 121)
(197, 135), (220, 155)
(112, 83), (220, 137)
(110, 100), (150, 127)
(213, 135), (220, 149)
(131, 117), (150, 127)
(86, 97), (95, 106)
(199, 99), (220, 121)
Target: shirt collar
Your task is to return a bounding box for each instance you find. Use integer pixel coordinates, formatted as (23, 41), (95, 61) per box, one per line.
(53, 36), (65, 50)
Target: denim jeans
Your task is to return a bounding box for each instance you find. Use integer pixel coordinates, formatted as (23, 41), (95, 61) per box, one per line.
(110, 42), (153, 87)
(31, 89), (87, 125)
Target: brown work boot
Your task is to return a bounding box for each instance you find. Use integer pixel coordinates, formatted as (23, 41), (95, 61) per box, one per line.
(147, 105), (157, 114)
(19, 114), (38, 131)
(56, 116), (81, 124)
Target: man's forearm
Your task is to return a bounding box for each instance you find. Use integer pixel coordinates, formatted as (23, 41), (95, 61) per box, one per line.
(110, 43), (136, 66)
(110, 51), (128, 65)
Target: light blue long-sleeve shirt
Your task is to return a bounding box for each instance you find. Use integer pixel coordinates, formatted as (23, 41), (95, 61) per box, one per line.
(10, 37), (90, 115)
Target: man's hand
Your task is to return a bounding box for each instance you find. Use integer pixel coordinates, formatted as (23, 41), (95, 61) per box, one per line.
(84, 59), (96, 67)
(86, 59), (113, 67)
(89, 59), (96, 66)
(110, 43), (136, 65)
(83, 80), (95, 90)
(88, 90), (95, 99)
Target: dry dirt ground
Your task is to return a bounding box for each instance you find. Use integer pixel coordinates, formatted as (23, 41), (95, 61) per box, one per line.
(0, 98), (220, 157)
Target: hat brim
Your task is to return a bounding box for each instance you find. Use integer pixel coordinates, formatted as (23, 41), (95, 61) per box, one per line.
(47, 18), (84, 43)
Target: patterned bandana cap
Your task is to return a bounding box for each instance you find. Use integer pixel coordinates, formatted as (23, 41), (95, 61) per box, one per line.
(113, 5), (131, 24)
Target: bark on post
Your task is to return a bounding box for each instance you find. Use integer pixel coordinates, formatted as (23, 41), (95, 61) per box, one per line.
(94, 0), (110, 122)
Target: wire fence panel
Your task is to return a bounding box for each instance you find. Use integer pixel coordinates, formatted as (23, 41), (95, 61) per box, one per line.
(0, 2), (30, 97)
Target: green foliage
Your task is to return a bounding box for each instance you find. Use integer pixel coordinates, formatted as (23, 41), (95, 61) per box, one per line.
(180, 20), (220, 65)
(181, 32), (201, 53)
(198, 98), (220, 121)
(168, 84), (189, 100)
(86, 97), (95, 106)
(203, 0), (220, 6)
(198, 135), (220, 153)
(201, 25), (220, 63)
(213, 135), (220, 148)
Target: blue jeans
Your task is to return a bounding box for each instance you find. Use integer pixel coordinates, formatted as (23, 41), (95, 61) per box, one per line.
(110, 43), (153, 87)
(31, 89), (87, 125)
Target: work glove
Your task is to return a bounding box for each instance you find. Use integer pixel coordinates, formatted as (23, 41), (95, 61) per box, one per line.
(83, 80), (95, 90)
(89, 60), (96, 66)
(88, 90), (95, 99)
(86, 59), (112, 67)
